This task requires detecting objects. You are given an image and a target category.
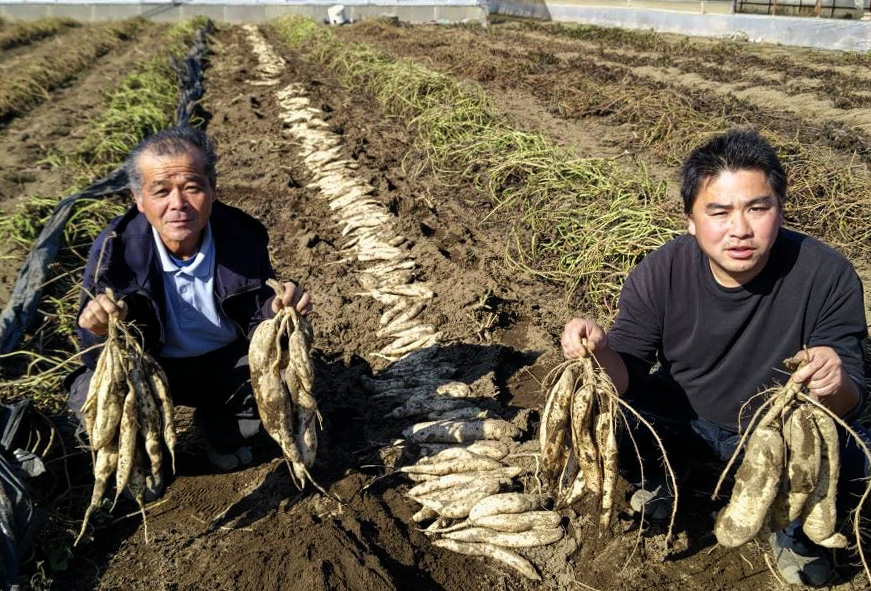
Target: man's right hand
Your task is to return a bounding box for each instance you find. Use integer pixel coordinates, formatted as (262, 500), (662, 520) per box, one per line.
(561, 317), (608, 359)
(78, 293), (128, 337)
(560, 317), (629, 394)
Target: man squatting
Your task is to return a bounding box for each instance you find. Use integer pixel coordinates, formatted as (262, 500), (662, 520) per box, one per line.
(561, 130), (868, 586)
(65, 126), (312, 498)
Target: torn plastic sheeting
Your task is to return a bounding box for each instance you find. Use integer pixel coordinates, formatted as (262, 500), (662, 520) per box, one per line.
(0, 401), (30, 455)
(0, 453), (40, 591)
(0, 400), (39, 591)
(0, 21), (212, 355)
(173, 21), (211, 127)
(0, 168), (128, 355)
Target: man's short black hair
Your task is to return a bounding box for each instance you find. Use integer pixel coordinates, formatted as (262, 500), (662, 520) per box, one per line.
(680, 129), (787, 214)
(125, 126), (217, 194)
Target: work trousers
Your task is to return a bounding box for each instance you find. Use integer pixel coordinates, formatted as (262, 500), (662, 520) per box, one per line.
(621, 371), (870, 520)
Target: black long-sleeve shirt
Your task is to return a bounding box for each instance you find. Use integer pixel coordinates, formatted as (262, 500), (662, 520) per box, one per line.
(607, 229), (867, 429)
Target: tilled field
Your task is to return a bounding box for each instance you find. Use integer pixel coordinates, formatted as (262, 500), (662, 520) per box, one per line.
(334, 21), (871, 260)
(3, 18), (871, 591)
(0, 18), (164, 305)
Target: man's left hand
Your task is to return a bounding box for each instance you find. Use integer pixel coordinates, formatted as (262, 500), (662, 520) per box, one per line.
(271, 281), (312, 316)
(791, 346), (860, 417)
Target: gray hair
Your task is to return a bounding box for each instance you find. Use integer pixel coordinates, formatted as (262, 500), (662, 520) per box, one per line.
(125, 126), (218, 195)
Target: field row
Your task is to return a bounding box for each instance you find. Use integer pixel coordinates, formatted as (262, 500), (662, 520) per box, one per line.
(336, 21), (871, 263)
(0, 19), (149, 123)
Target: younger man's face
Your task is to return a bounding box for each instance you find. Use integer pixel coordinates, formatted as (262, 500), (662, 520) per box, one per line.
(687, 168), (783, 288)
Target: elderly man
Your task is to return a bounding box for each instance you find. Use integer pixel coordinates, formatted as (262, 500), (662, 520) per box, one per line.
(561, 130), (867, 586)
(66, 126), (310, 486)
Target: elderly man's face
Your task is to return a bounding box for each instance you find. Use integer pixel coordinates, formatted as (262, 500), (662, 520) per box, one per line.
(133, 148), (215, 259)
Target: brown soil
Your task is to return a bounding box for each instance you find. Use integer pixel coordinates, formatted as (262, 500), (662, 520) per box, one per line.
(9, 20), (871, 591)
(507, 22), (871, 110)
(0, 22), (161, 210)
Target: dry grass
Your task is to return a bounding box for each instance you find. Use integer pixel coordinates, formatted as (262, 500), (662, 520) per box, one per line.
(376, 24), (871, 263)
(0, 19), (146, 121)
(0, 17), (79, 51)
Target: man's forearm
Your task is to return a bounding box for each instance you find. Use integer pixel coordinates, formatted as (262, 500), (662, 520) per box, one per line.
(827, 369), (861, 418)
(593, 346), (630, 395)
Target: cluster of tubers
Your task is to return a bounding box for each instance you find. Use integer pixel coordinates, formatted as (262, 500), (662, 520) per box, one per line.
(378, 359), (522, 444)
(241, 24), (285, 85)
(362, 350), (562, 580)
(249, 279), (320, 489)
(406, 446), (563, 580)
(714, 362), (853, 551)
(76, 291), (176, 545)
(539, 356), (677, 539)
(366, 349), (524, 446)
(540, 357), (620, 530)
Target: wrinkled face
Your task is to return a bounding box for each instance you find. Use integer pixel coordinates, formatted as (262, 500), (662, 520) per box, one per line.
(133, 148), (215, 259)
(687, 168), (783, 288)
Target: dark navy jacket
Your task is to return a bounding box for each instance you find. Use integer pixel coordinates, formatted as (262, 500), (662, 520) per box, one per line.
(75, 201), (276, 370)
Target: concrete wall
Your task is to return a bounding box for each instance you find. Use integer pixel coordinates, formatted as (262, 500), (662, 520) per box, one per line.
(0, 0), (487, 24)
(490, 0), (871, 51)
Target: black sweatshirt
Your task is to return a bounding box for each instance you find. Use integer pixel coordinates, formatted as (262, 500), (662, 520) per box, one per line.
(607, 228), (867, 429)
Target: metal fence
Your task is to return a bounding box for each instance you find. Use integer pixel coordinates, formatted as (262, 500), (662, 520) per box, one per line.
(735, 0), (864, 19)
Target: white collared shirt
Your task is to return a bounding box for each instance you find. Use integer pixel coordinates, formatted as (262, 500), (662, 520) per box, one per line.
(152, 223), (239, 357)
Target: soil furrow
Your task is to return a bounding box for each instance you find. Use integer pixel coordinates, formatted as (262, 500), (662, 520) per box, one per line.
(513, 21), (871, 85)
(0, 20), (81, 66)
(0, 22), (162, 208)
(338, 23), (871, 156)
(0, 19), (147, 125)
(498, 24), (871, 111)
